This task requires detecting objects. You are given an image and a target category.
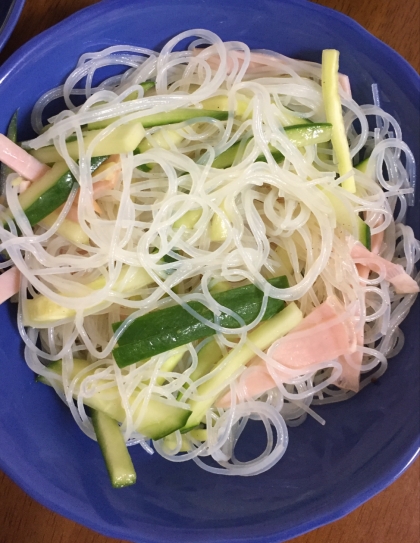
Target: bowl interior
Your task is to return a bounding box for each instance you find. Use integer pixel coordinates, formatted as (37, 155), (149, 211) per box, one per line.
(0, 1), (419, 542)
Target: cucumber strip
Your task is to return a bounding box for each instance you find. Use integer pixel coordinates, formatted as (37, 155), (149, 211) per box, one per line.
(164, 427), (208, 451)
(133, 147), (152, 172)
(322, 50), (356, 193)
(16, 156), (107, 226)
(173, 209), (203, 229)
(182, 302), (303, 432)
(212, 141), (243, 169)
(31, 123), (145, 164)
(210, 199), (231, 241)
(177, 338), (224, 405)
(358, 219), (371, 250)
(284, 123), (333, 146)
(322, 188), (371, 250)
(163, 428), (208, 452)
(36, 358), (191, 440)
(88, 108), (229, 131)
(355, 157), (369, 173)
(189, 428), (208, 441)
(113, 276), (288, 346)
(212, 123), (332, 169)
(189, 339), (224, 383)
(200, 95), (250, 116)
(24, 296), (76, 325)
(209, 280), (231, 295)
(154, 347), (188, 386)
(135, 128), (185, 171)
(281, 108), (313, 127)
(40, 209), (89, 245)
(123, 108), (229, 129)
(162, 432), (192, 453)
(91, 409), (137, 488)
(24, 265), (153, 327)
(138, 129), (184, 154)
(124, 81), (155, 100)
(112, 276), (289, 367)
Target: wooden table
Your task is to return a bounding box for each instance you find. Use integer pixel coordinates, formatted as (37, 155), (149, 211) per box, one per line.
(0, 1), (419, 542)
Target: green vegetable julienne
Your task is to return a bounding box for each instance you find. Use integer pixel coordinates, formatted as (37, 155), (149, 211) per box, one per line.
(112, 276), (289, 367)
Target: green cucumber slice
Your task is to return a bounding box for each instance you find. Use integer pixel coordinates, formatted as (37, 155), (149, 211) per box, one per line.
(88, 108), (229, 131)
(284, 123), (333, 146)
(36, 358), (191, 440)
(112, 276), (289, 367)
(322, 187), (371, 250)
(212, 123), (332, 169)
(16, 155), (108, 226)
(91, 409), (137, 488)
(31, 123), (145, 164)
(355, 157), (369, 173)
(358, 219), (371, 250)
(177, 338), (224, 406)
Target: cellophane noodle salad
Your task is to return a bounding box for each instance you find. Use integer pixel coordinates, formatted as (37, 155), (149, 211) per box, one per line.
(0, 29), (419, 480)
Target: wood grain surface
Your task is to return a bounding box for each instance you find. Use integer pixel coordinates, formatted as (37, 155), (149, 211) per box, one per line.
(0, 1), (419, 543)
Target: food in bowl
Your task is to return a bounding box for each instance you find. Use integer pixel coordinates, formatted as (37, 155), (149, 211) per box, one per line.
(0, 29), (418, 487)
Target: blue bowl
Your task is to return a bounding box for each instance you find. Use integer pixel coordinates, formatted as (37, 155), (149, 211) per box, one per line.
(0, 1), (419, 542)
(0, 0), (25, 52)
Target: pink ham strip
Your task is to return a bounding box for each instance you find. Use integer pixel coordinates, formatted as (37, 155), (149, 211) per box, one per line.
(338, 232), (419, 391)
(216, 296), (357, 408)
(350, 241), (419, 294)
(337, 228), (384, 392)
(0, 267), (21, 305)
(192, 49), (352, 99)
(59, 156), (121, 222)
(216, 360), (275, 409)
(0, 134), (50, 181)
(370, 228), (385, 256)
(338, 260), (373, 392)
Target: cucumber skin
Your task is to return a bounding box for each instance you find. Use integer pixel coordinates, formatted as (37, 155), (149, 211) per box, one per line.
(212, 123), (332, 169)
(140, 81), (155, 93)
(358, 219), (371, 251)
(91, 409), (137, 489)
(24, 169), (75, 225)
(89, 109), (229, 131)
(23, 156), (108, 225)
(355, 157), (369, 173)
(112, 276), (289, 367)
(36, 359), (192, 441)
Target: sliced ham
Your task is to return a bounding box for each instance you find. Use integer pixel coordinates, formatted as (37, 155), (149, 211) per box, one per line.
(0, 134), (50, 181)
(267, 296), (356, 367)
(338, 232), (418, 392)
(59, 156), (121, 222)
(0, 267), (21, 304)
(338, 228), (384, 392)
(216, 361), (276, 408)
(216, 296), (358, 407)
(350, 241), (419, 294)
(370, 228), (385, 256)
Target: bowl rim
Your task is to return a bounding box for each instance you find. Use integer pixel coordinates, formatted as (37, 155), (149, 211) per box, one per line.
(0, 1), (419, 542)
(0, 0), (26, 53)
